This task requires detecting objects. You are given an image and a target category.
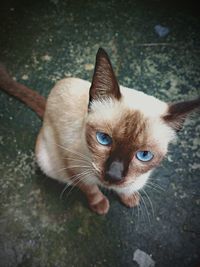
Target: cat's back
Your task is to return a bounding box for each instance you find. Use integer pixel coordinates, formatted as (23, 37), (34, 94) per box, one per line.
(45, 77), (91, 120)
(50, 77), (90, 98)
(48, 77), (90, 105)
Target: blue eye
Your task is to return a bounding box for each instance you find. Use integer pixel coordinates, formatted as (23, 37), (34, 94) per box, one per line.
(136, 151), (154, 162)
(96, 132), (112, 146)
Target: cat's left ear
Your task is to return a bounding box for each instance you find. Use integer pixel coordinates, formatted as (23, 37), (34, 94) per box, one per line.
(163, 97), (200, 130)
(89, 48), (121, 107)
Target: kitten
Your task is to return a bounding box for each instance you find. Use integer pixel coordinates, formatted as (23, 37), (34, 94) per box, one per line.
(34, 48), (200, 214)
(0, 49), (199, 215)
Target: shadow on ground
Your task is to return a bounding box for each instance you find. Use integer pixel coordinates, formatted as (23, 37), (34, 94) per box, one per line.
(0, 0), (199, 266)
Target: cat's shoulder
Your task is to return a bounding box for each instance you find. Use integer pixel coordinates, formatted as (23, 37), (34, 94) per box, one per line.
(51, 77), (91, 97)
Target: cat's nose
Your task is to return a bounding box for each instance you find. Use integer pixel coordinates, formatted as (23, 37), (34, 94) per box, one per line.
(105, 161), (124, 183)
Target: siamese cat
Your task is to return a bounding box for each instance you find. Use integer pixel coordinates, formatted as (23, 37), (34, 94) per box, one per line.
(0, 48), (199, 215)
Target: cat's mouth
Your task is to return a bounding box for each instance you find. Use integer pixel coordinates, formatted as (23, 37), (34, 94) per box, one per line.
(100, 175), (127, 187)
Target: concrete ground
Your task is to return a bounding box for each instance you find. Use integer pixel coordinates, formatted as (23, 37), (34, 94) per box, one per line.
(0, 0), (199, 266)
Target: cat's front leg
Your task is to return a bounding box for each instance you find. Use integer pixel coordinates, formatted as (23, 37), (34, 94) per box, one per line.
(78, 183), (110, 215)
(119, 192), (140, 208)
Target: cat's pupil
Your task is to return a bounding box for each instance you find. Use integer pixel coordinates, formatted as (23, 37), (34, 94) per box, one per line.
(143, 151), (148, 157)
(102, 135), (107, 141)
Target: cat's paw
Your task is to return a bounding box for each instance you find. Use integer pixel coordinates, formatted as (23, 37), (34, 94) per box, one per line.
(119, 192), (140, 208)
(89, 196), (110, 215)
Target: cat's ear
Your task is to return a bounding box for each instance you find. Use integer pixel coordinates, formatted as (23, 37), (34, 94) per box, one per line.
(163, 97), (200, 130)
(89, 48), (121, 106)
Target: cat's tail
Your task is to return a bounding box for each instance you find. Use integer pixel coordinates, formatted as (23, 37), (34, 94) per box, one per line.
(0, 64), (46, 119)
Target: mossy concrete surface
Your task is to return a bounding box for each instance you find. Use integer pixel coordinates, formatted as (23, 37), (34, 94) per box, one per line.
(0, 1), (200, 266)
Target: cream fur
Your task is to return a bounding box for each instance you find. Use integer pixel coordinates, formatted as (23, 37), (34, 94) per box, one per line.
(109, 171), (153, 196)
(35, 77), (175, 195)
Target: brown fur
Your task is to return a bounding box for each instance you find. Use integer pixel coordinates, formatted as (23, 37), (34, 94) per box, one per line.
(163, 98), (200, 130)
(0, 64), (45, 118)
(89, 48), (121, 102)
(0, 48), (199, 215)
(86, 108), (165, 188)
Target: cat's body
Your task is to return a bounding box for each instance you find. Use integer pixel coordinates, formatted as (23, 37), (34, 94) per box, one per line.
(36, 77), (173, 190)
(36, 78), (91, 184)
(35, 47), (199, 215)
(1, 48), (199, 215)
(37, 77), (170, 214)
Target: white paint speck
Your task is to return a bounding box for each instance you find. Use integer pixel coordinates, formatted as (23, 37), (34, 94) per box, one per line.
(133, 249), (155, 267)
(41, 54), (52, 62)
(22, 74), (29, 80)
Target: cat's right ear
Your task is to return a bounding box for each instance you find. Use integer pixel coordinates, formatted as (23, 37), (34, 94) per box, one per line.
(163, 97), (200, 131)
(88, 48), (121, 108)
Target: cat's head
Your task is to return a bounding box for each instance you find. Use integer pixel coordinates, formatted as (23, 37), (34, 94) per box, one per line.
(85, 48), (200, 194)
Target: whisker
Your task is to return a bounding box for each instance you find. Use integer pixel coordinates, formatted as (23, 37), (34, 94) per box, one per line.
(91, 162), (101, 174)
(64, 157), (93, 165)
(139, 191), (151, 226)
(130, 193), (140, 230)
(60, 175), (83, 199)
(70, 169), (96, 186)
(137, 192), (145, 224)
(57, 165), (93, 173)
(145, 184), (162, 193)
(64, 171), (94, 199)
(148, 181), (165, 192)
(55, 143), (91, 162)
(142, 188), (155, 219)
(60, 170), (94, 199)
(136, 198), (141, 227)
(60, 183), (71, 199)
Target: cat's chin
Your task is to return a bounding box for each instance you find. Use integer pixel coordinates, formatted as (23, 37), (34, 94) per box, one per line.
(97, 175), (125, 187)
(104, 179), (125, 186)
(98, 170), (152, 195)
(98, 177), (134, 192)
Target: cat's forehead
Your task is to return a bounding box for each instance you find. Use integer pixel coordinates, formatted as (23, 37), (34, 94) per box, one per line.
(88, 89), (175, 151)
(121, 86), (168, 117)
(90, 86), (168, 118)
(112, 109), (147, 146)
(89, 87), (168, 123)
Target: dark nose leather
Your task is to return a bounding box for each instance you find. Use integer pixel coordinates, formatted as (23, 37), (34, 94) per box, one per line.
(105, 161), (124, 183)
